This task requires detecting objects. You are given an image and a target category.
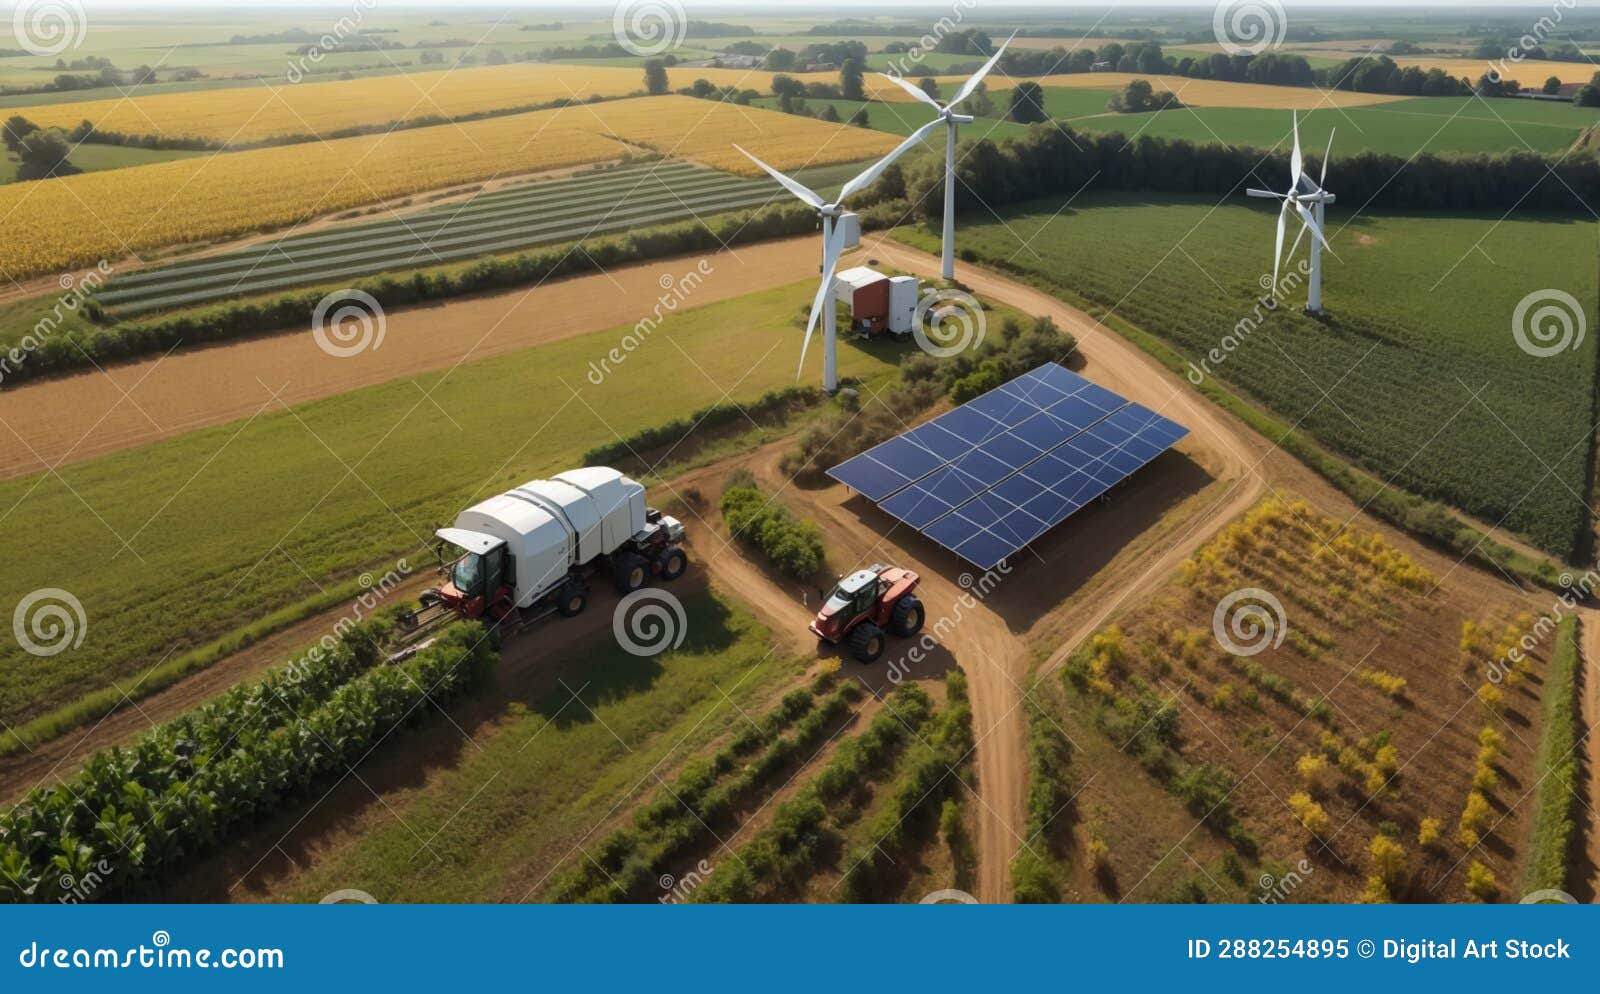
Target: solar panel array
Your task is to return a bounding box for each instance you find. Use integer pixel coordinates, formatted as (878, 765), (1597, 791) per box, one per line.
(827, 363), (1189, 569)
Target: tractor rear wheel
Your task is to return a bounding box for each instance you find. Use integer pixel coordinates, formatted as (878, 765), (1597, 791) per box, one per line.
(614, 553), (648, 594)
(848, 622), (887, 663)
(556, 584), (587, 617)
(890, 595), (925, 637)
(657, 546), (688, 581)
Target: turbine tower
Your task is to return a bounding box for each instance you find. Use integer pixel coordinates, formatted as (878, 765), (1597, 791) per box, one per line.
(878, 32), (1016, 281)
(1247, 112), (1336, 313)
(734, 121), (940, 392)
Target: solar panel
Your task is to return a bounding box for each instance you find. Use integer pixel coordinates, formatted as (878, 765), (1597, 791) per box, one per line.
(827, 363), (1189, 569)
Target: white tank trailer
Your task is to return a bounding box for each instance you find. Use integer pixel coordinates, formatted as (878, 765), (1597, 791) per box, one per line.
(401, 467), (686, 638)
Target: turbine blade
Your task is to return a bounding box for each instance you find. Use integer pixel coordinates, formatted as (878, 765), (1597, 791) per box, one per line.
(1285, 210), (1309, 267)
(798, 222), (851, 377)
(1245, 188), (1288, 198)
(836, 118), (942, 203)
(951, 31), (1016, 107)
(733, 143), (824, 209)
(1294, 200), (1334, 254)
(1271, 199), (1288, 290)
(1320, 127), (1335, 188)
(876, 71), (944, 110)
(1290, 112), (1303, 192)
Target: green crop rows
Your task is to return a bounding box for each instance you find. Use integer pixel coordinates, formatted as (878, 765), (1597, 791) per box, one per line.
(895, 193), (1600, 559)
(97, 161), (786, 315)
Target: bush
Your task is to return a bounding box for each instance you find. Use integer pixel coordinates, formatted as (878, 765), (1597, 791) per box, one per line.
(719, 485), (827, 579)
(1418, 817), (1442, 848)
(1465, 860), (1497, 901)
(1288, 792), (1329, 835)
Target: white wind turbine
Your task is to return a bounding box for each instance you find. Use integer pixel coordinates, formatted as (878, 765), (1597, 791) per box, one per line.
(734, 121), (941, 392)
(1247, 112), (1337, 313)
(877, 32), (1016, 281)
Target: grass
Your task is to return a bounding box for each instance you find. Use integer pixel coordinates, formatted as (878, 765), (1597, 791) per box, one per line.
(892, 192), (1599, 560)
(1521, 614), (1581, 895)
(0, 278), (900, 732)
(227, 586), (809, 903)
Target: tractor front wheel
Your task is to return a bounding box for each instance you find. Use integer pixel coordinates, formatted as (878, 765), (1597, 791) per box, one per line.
(614, 553), (648, 594)
(890, 595), (925, 637)
(848, 622), (887, 664)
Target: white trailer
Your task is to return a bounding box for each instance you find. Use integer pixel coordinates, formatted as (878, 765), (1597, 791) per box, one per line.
(405, 467), (686, 635)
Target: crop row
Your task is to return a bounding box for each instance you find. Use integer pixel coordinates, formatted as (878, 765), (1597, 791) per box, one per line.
(0, 621), (495, 903)
(545, 675), (860, 903)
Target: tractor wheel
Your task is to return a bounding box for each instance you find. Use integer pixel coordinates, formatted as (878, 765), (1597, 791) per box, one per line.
(848, 623), (887, 664)
(556, 584), (587, 618)
(890, 595), (925, 637)
(657, 546), (688, 582)
(613, 553), (648, 594)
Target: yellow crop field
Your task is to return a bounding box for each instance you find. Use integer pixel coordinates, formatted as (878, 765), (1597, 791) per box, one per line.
(20, 63), (783, 146)
(0, 96), (890, 280)
(867, 72), (1407, 109)
(1390, 56), (1594, 86)
(576, 95), (897, 175)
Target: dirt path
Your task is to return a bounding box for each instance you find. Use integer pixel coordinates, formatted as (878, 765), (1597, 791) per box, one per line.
(0, 236), (820, 479)
(1576, 610), (1600, 900)
(864, 239), (1265, 900)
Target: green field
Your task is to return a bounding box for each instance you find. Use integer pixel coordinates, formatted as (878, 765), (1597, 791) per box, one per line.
(187, 586), (809, 903)
(0, 142), (206, 184)
(1057, 95), (1598, 156)
(0, 278), (899, 731)
(894, 193), (1600, 559)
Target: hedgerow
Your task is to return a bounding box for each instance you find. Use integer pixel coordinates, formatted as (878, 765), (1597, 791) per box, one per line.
(1522, 615), (1581, 894)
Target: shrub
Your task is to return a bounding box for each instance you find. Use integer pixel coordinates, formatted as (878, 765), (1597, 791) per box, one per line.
(1368, 834), (1407, 890)
(1295, 754), (1329, 793)
(1465, 860), (1497, 901)
(1459, 790), (1492, 847)
(1476, 683), (1503, 712)
(1288, 792), (1329, 835)
(719, 485), (827, 579)
(1523, 616), (1581, 894)
(1418, 817), (1442, 848)
(1359, 668), (1408, 698)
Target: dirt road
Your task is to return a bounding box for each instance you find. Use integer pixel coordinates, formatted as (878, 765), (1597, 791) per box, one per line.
(0, 237), (820, 479)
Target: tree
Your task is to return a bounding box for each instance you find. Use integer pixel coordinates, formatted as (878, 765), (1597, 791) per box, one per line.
(817, 104), (840, 123)
(643, 59), (669, 95)
(763, 48), (796, 71)
(848, 105), (869, 128)
(918, 77), (941, 101)
(1575, 84), (1600, 107)
(1008, 82), (1047, 123)
(1543, 75), (1562, 95)
(14, 128), (80, 181)
(839, 57), (863, 101)
(958, 80), (995, 117)
(2, 115), (39, 154)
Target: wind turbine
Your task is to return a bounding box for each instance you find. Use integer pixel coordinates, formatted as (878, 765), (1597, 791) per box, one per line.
(1247, 112), (1336, 313)
(734, 121), (941, 392)
(877, 32), (1016, 281)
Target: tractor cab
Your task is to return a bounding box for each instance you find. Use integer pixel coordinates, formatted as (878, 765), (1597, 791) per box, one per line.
(818, 568), (884, 627)
(433, 527), (512, 620)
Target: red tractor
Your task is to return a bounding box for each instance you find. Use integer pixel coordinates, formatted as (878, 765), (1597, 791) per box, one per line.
(809, 564), (925, 662)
